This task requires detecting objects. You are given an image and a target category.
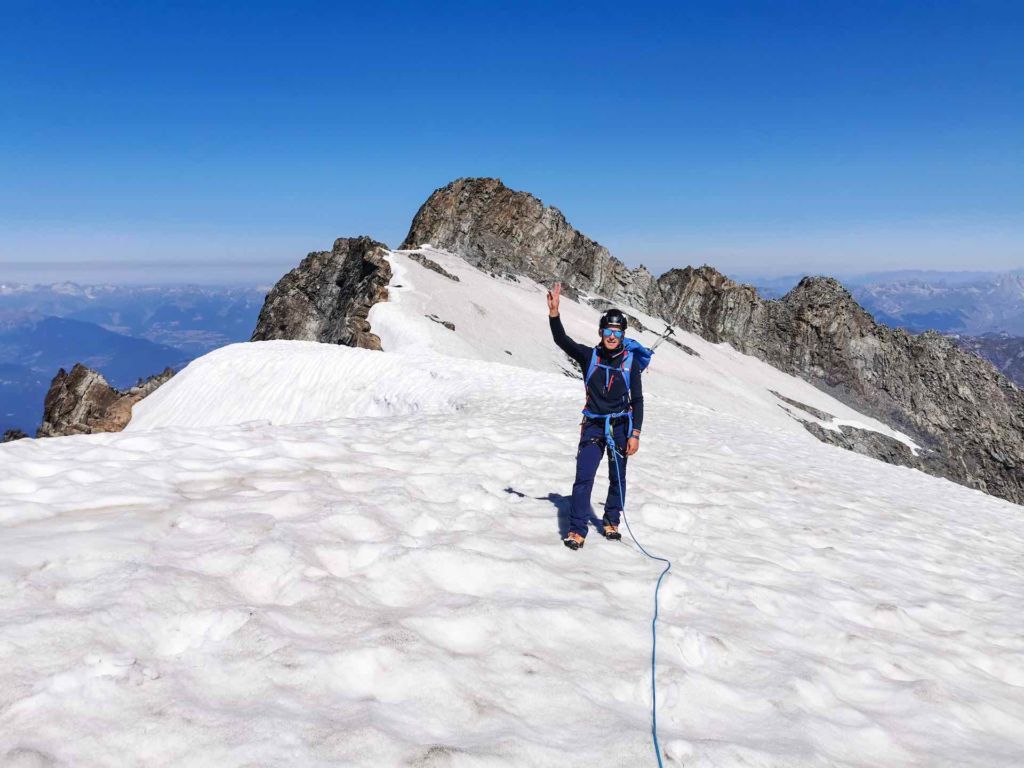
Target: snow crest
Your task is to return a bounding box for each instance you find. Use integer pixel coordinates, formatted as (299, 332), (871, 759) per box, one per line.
(127, 340), (545, 430)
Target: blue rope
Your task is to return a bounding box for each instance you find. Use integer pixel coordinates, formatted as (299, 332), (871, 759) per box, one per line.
(603, 416), (672, 767)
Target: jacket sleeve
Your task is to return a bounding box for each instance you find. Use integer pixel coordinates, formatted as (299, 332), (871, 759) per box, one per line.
(630, 360), (644, 432)
(549, 315), (591, 370)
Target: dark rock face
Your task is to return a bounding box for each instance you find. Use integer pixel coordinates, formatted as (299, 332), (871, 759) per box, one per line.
(403, 177), (1024, 505)
(401, 178), (664, 314)
(251, 236), (392, 349)
(2, 429), (28, 442)
(36, 365), (175, 437)
(802, 421), (919, 469)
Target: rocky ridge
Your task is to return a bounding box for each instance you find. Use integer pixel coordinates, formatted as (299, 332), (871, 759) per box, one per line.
(658, 268), (1024, 502)
(36, 365), (175, 437)
(398, 178), (1024, 505)
(251, 236), (392, 349)
(401, 178), (665, 315)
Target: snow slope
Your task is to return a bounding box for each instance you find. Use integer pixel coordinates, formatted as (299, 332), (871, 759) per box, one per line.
(2, 248), (1023, 767)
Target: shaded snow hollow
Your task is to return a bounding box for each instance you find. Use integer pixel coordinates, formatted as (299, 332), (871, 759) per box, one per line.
(1, 248), (1023, 766)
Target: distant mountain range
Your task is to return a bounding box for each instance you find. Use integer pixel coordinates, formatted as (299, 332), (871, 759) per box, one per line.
(0, 361), (47, 437)
(850, 272), (1024, 337)
(750, 269), (1024, 336)
(0, 282), (267, 355)
(953, 333), (1024, 388)
(0, 284), (265, 434)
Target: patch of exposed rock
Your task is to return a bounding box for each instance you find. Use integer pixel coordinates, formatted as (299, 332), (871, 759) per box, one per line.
(666, 337), (700, 357)
(802, 421), (919, 470)
(2, 429), (28, 443)
(401, 177), (1024, 505)
(425, 314), (456, 331)
(770, 390), (834, 422)
(401, 178), (664, 314)
(406, 252), (460, 282)
(251, 236), (392, 349)
(36, 365), (175, 437)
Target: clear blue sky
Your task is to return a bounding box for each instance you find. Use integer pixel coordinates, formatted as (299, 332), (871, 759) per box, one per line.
(1, 0), (1021, 284)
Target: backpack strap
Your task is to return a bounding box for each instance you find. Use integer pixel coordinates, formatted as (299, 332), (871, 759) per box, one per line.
(584, 348), (599, 387)
(620, 350), (632, 396)
(584, 347), (633, 408)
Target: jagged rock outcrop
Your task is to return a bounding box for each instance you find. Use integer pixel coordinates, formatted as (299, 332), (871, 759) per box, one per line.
(401, 177), (1024, 505)
(661, 271), (1024, 502)
(401, 178), (665, 314)
(2, 429), (28, 443)
(36, 365), (175, 437)
(251, 236), (392, 349)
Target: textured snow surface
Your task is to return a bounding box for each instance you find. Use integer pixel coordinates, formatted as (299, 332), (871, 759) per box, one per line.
(2, 249), (1023, 767)
(127, 341), (517, 430)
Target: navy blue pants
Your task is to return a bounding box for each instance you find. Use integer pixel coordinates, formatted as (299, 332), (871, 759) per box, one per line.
(570, 418), (629, 538)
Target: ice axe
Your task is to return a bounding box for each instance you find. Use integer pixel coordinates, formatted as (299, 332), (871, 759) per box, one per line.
(651, 325), (675, 352)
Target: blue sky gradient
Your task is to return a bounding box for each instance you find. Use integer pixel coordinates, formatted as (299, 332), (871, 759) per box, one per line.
(1, 0), (1021, 283)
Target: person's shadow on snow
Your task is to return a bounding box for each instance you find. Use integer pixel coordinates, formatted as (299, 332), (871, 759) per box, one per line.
(504, 488), (602, 539)
(543, 492), (573, 538)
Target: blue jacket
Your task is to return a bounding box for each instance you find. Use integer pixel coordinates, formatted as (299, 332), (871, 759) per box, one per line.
(549, 315), (644, 432)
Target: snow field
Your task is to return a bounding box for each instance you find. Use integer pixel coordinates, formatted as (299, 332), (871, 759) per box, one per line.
(377, 248), (922, 452)
(2, 246), (1024, 765)
(3, 341), (1024, 766)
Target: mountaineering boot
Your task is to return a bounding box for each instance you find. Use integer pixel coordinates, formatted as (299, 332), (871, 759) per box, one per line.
(563, 532), (585, 550)
(602, 514), (622, 540)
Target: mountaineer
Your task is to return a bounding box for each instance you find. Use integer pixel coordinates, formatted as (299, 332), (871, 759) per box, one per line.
(547, 282), (645, 550)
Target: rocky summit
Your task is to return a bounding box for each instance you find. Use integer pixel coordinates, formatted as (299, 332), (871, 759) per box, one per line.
(400, 178), (1024, 506)
(251, 236), (391, 349)
(400, 177), (665, 314)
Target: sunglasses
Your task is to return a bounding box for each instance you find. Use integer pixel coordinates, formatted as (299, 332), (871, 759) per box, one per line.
(601, 328), (624, 339)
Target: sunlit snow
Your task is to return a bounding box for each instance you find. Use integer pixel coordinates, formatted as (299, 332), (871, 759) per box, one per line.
(1, 248), (1022, 766)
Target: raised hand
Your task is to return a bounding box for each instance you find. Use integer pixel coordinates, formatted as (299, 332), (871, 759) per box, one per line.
(546, 282), (561, 317)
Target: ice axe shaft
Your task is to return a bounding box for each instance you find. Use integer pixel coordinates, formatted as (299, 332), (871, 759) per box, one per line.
(649, 325), (675, 351)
